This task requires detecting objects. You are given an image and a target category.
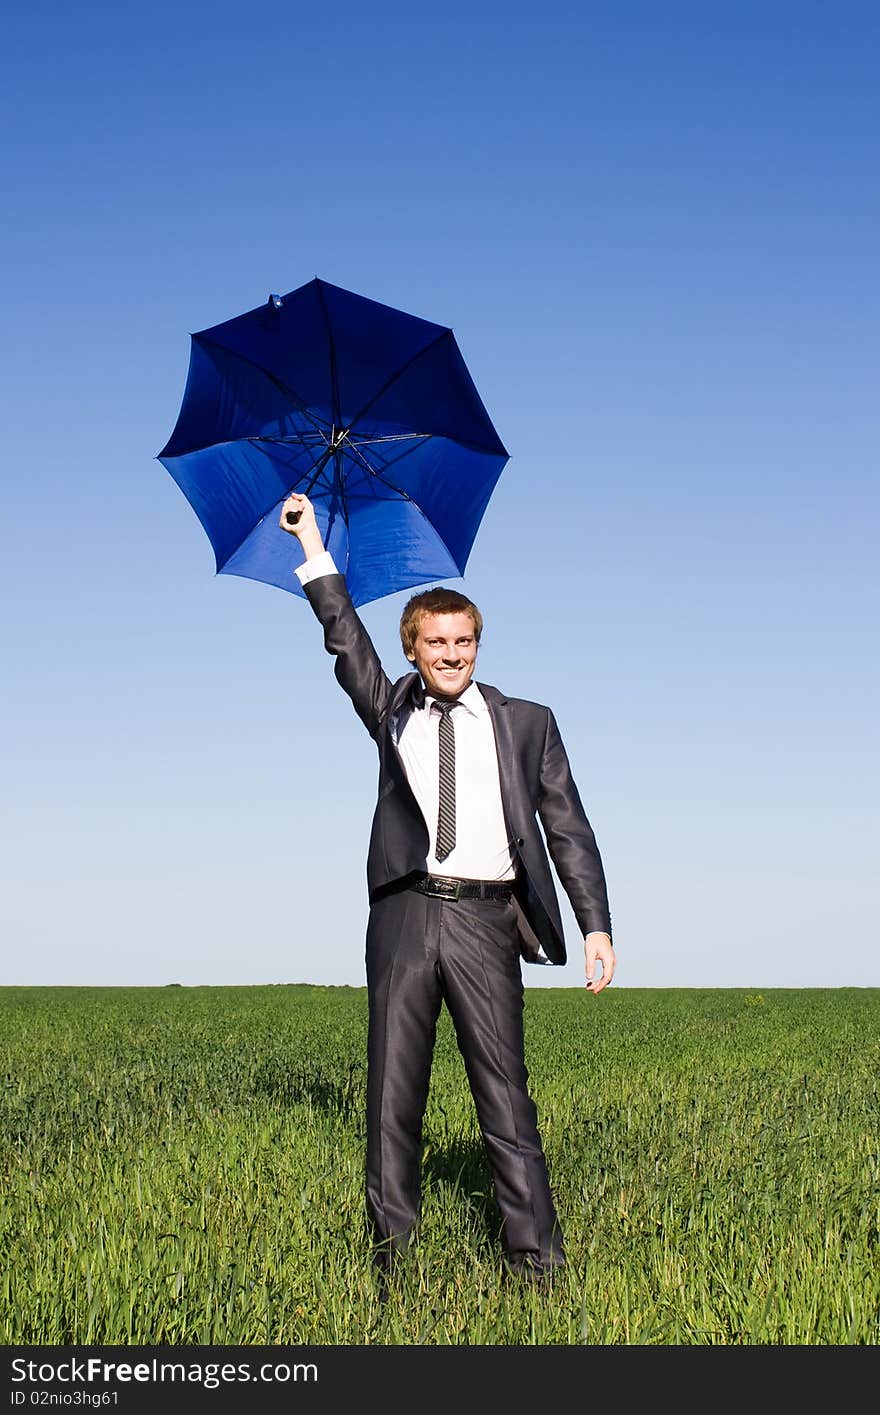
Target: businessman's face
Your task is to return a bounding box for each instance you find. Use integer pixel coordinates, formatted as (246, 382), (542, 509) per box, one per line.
(407, 611), (478, 700)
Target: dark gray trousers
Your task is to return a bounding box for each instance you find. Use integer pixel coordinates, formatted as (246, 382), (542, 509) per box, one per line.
(364, 885), (565, 1270)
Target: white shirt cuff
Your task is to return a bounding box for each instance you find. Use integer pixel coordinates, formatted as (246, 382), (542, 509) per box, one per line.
(295, 550), (339, 586)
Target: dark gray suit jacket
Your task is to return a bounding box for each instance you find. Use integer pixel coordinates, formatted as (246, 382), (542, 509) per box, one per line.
(304, 573), (612, 966)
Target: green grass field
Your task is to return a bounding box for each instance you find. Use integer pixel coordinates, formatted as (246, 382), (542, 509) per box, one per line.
(1, 985), (878, 1345)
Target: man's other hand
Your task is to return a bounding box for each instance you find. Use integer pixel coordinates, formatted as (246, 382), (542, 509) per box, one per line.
(584, 932), (615, 993)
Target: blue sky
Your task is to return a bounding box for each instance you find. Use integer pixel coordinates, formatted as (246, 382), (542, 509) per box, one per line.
(2, 1), (877, 988)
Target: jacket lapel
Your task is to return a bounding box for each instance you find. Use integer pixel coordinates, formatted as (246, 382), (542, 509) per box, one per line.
(383, 672), (428, 839)
(478, 682), (517, 829)
(387, 672), (423, 747)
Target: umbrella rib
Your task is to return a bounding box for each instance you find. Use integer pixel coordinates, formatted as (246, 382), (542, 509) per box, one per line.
(251, 432), (337, 500)
(343, 439), (416, 504)
(255, 431), (329, 473)
(336, 453), (351, 530)
(343, 443), (463, 574)
(301, 444), (338, 499)
(198, 336), (330, 438)
(345, 330), (451, 432)
(344, 430), (436, 484)
(258, 431), (327, 445)
(352, 433), (431, 445)
(352, 431), (437, 479)
(315, 280), (342, 432)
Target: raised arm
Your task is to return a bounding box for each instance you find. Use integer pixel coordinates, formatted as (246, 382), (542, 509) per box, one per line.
(279, 494), (393, 739)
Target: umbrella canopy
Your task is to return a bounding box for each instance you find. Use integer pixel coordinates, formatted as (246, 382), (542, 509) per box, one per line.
(157, 278), (509, 606)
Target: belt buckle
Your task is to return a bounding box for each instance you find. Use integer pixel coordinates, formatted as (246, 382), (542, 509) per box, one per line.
(431, 876), (462, 900)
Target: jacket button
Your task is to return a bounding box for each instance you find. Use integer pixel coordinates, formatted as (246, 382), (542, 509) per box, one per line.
(516, 837), (524, 846)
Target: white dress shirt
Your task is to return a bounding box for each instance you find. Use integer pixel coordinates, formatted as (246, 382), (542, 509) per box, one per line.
(395, 685), (516, 881)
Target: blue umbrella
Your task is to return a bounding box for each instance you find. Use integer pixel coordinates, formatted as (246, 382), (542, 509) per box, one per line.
(157, 278), (509, 606)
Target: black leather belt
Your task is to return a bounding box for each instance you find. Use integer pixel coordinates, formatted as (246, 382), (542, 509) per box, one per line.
(410, 873), (515, 901)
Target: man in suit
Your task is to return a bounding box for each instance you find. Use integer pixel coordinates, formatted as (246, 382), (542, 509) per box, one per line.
(280, 492), (615, 1283)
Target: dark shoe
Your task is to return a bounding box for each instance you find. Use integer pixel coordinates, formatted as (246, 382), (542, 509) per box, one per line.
(371, 1230), (414, 1294)
(503, 1251), (564, 1284)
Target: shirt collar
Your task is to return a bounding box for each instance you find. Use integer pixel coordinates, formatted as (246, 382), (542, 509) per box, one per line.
(424, 681), (486, 719)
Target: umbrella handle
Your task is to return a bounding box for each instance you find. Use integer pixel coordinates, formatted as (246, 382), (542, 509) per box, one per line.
(285, 510), (302, 526)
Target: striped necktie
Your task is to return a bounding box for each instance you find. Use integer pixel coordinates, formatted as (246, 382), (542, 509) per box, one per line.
(434, 701), (458, 863)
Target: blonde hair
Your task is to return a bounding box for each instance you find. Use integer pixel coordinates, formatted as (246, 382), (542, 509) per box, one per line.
(399, 587), (483, 658)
